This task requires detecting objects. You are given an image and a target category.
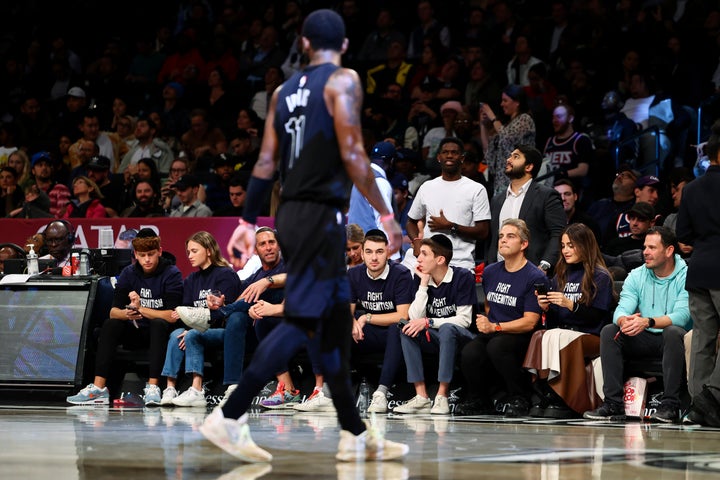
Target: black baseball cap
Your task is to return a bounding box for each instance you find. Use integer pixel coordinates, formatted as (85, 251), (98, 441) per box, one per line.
(173, 174), (200, 190)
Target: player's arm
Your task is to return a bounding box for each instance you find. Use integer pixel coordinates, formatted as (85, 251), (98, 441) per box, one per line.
(242, 87), (281, 224)
(327, 68), (402, 251)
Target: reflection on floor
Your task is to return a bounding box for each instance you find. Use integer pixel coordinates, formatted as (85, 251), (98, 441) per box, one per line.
(1, 405), (720, 479)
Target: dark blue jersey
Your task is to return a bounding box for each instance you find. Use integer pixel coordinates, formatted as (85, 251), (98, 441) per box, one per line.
(348, 262), (414, 314)
(483, 261), (546, 324)
(274, 63), (351, 206)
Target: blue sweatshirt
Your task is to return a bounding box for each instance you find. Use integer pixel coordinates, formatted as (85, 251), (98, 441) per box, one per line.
(182, 264), (242, 325)
(112, 256), (184, 325)
(613, 254), (691, 331)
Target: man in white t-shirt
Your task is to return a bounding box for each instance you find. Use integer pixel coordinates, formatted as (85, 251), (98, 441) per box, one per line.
(407, 137), (490, 271)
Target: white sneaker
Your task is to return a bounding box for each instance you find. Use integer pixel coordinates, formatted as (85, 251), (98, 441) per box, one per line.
(160, 386), (178, 406)
(172, 387), (207, 407)
(393, 395), (431, 414)
(293, 389), (335, 412)
(218, 384), (237, 408)
(176, 306), (211, 332)
(143, 383), (162, 406)
(336, 421), (409, 461)
(431, 395), (450, 415)
(200, 407), (273, 463)
(367, 391), (388, 413)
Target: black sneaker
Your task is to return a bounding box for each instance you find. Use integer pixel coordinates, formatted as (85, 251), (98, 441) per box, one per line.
(455, 398), (494, 416)
(543, 403), (580, 419)
(528, 403), (546, 417)
(692, 386), (720, 427)
(504, 397), (530, 417)
(583, 401), (626, 421)
(682, 408), (704, 425)
(649, 403), (679, 423)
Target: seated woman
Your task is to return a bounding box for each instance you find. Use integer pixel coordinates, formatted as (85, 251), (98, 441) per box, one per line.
(160, 231), (241, 407)
(523, 223), (616, 417)
(61, 176), (107, 218)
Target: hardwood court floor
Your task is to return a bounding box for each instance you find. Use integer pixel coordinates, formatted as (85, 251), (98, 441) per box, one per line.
(1, 405), (719, 479)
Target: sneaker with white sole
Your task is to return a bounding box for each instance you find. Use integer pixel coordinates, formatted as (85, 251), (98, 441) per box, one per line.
(218, 384), (238, 407)
(176, 306), (211, 332)
(160, 386), (178, 406)
(260, 382), (301, 409)
(143, 383), (162, 406)
(293, 388), (335, 412)
(172, 387), (207, 407)
(367, 391), (388, 413)
(200, 407), (273, 463)
(66, 383), (110, 405)
(336, 420), (409, 461)
(393, 395), (431, 414)
(431, 395), (450, 415)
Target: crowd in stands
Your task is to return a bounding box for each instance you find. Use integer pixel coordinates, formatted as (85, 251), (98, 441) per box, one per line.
(1, 1), (720, 426)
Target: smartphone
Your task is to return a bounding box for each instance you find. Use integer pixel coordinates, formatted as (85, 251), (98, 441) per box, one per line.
(125, 304), (139, 311)
(398, 318), (409, 327)
(534, 283), (548, 295)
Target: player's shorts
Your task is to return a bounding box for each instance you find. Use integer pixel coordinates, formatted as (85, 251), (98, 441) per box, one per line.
(275, 200), (350, 318)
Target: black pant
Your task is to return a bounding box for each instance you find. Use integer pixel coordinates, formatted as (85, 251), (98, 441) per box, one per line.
(94, 318), (172, 380)
(461, 332), (533, 401)
(599, 323), (687, 407)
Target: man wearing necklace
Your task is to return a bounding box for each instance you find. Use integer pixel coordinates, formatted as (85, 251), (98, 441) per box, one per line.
(584, 226), (691, 423)
(457, 218), (548, 417)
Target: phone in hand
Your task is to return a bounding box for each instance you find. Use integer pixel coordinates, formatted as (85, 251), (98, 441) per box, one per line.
(398, 318), (409, 327)
(534, 283), (548, 296)
(125, 304), (139, 311)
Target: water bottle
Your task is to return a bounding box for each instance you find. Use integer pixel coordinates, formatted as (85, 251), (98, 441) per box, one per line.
(26, 244), (39, 275)
(358, 377), (370, 416)
(79, 252), (89, 276)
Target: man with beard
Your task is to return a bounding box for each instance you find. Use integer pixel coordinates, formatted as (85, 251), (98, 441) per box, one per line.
(407, 137), (491, 272)
(121, 180), (164, 217)
(118, 116), (174, 176)
(486, 145), (565, 273)
(543, 103), (594, 192)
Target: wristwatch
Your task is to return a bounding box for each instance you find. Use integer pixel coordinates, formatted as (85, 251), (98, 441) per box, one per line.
(266, 276), (274, 285)
(495, 323), (503, 332)
(450, 223), (458, 236)
(365, 313), (372, 325)
(647, 317), (655, 329)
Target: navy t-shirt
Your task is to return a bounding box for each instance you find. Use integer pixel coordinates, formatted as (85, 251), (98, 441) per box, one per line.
(549, 265), (614, 335)
(483, 261), (546, 324)
(414, 266), (477, 320)
(349, 262), (414, 315)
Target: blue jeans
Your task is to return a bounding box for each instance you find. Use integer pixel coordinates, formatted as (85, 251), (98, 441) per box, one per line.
(161, 309), (253, 386)
(401, 323), (475, 384)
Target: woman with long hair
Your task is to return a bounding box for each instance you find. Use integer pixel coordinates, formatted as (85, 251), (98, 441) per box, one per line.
(160, 231), (242, 408)
(479, 84), (536, 198)
(524, 222), (616, 417)
(7, 150), (31, 189)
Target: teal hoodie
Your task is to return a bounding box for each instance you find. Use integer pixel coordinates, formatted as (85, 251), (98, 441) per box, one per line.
(613, 254), (691, 331)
